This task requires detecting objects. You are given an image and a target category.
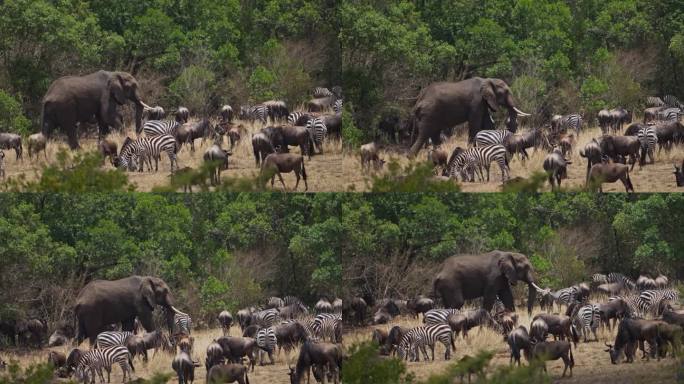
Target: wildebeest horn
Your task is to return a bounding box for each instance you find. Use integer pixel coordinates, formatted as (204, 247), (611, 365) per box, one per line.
(513, 107), (531, 116)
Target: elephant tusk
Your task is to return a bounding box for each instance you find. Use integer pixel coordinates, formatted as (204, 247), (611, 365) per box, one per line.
(513, 107), (531, 117)
(139, 101), (152, 110)
(530, 282), (546, 292)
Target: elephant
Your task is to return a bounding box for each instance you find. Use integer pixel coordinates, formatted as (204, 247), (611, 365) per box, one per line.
(74, 275), (174, 345)
(433, 250), (543, 314)
(408, 78), (529, 156)
(41, 70), (152, 149)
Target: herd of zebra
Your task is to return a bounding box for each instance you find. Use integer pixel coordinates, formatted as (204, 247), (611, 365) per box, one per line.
(19, 295), (343, 383)
(417, 95), (684, 190)
(356, 271), (681, 378)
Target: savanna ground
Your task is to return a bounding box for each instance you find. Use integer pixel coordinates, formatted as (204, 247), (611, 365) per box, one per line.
(1, 115), (355, 192)
(347, 306), (681, 384)
(0, 325), (307, 383)
(364, 122), (684, 193)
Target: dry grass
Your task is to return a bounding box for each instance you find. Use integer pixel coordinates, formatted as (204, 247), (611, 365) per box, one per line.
(344, 124), (684, 192)
(1, 326), (301, 383)
(2, 118), (354, 192)
(346, 306), (679, 383)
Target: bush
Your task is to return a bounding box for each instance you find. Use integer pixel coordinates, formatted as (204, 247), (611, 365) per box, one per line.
(168, 65), (216, 115)
(369, 160), (460, 192)
(248, 65), (278, 102)
(0, 90), (31, 135)
(342, 343), (412, 384)
(342, 102), (364, 149)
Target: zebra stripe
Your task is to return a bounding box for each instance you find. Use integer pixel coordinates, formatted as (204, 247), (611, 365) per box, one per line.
(561, 114), (582, 135)
(637, 126), (657, 163)
(609, 295), (647, 318)
(95, 331), (134, 349)
(572, 304), (600, 342)
(253, 308), (281, 328)
(306, 117), (327, 152)
(639, 289), (679, 316)
(142, 120), (179, 137)
(75, 346), (132, 383)
(283, 296), (303, 306)
(240, 105), (268, 123)
(475, 129), (512, 147)
(313, 87), (333, 98)
(445, 145), (509, 182)
(267, 297), (285, 308)
(256, 326), (277, 364)
(287, 112), (312, 126)
(311, 313), (341, 343)
(607, 273), (636, 291)
(592, 274), (608, 285)
(663, 95), (683, 108)
(173, 309), (192, 335)
(118, 135), (178, 172)
(424, 309), (460, 326)
(657, 107), (681, 122)
(333, 99), (343, 114)
(398, 324), (453, 361)
(647, 96), (665, 107)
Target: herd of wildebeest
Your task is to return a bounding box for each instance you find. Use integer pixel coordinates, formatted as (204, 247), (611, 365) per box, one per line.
(0, 276), (343, 383)
(344, 251), (682, 380)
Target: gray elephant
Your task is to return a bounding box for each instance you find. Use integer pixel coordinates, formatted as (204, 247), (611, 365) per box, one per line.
(74, 275), (174, 345)
(433, 250), (544, 314)
(41, 70), (152, 149)
(408, 78), (529, 156)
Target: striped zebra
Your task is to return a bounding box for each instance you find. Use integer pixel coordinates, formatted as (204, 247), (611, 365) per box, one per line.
(445, 145), (510, 183)
(592, 273), (608, 285)
(311, 313), (342, 343)
(253, 308), (281, 328)
(173, 308), (192, 335)
(117, 135), (178, 172)
(306, 117), (327, 154)
(639, 289), (679, 316)
(95, 331), (134, 349)
(474, 129), (512, 147)
(663, 95), (683, 108)
(637, 125), (658, 164)
(546, 286), (584, 311)
(397, 324), (454, 362)
(559, 114), (583, 135)
(266, 297), (285, 309)
(609, 295), (647, 318)
(255, 326), (277, 365)
(313, 87), (333, 98)
(646, 96), (665, 107)
(283, 296), (303, 306)
(607, 273), (636, 291)
(423, 308), (460, 326)
(74, 346), (133, 384)
(333, 99), (343, 114)
(142, 120), (179, 137)
(571, 304), (600, 342)
(657, 107), (681, 122)
(240, 105), (268, 123)
(287, 112), (312, 126)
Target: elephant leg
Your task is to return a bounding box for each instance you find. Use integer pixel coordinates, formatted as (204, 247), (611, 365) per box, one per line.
(409, 120), (429, 156)
(65, 122), (80, 150)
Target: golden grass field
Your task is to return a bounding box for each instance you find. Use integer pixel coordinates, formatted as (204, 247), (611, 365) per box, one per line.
(343, 123), (684, 193)
(1, 118), (357, 192)
(346, 305), (681, 384)
(0, 325), (307, 383)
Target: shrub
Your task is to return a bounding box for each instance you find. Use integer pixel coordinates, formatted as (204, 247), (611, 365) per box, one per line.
(369, 160), (460, 192)
(0, 90), (31, 135)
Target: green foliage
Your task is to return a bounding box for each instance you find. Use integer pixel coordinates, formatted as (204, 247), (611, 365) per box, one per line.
(342, 342), (412, 384)
(4, 149), (135, 192)
(369, 160), (461, 192)
(248, 65), (279, 102)
(0, 361), (55, 384)
(0, 90), (31, 134)
(341, 102), (364, 149)
(168, 65), (216, 115)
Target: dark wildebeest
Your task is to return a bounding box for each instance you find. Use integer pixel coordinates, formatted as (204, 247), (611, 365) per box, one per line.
(98, 138), (118, 166)
(56, 348), (83, 378)
(532, 313), (579, 347)
(610, 107), (632, 132)
(663, 305), (684, 328)
(175, 106), (190, 124)
(530, 318), (549, 343)
(372, 328), (388, 348)
(203, 144), (231, 185)
(655, 322), (682, 358)
(543, 148), (571, 190)
(598, 135), (640, 170)
(653, 121), (684, 153)
(322, 114), (341, 138)
(279, 125), (312, 159)
(507, 326), (531, 366)
(529, 340), (574, 377)
(182, 119), (213, 152)
(218, 311), (233, 336)
(205, 340), (225, 371)
(206, 363), (250, 384)
(373, 300), (400, 324)
(447, 309), (498, 339)
(579, 139), (603, 183)
(251, 133), (275, 166)
(624, 122), (647, 136)
(261, 153), (308, 191)
(288, 341), (343, 384)
(220, 105), (234, 123)
(587, 162), (634, 192)
(216, 336), (257, 371)
(48, 351), (66, 370)
(350, 297), (367, 326)
(172, 350), (198, 384)
(0, 133), (23, 160)
(605, 318), (660, 363)
(242, 325), (259, 338)
(505, 128), (544, 161)
(27, 133), (47, 160)
(598, 298), (630, 331)
(275, 321), (309, 357)
(382, 326), (409, 356)
(406, 295), (434, 319)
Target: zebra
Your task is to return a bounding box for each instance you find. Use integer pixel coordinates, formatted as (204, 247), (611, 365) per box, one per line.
(609, 295), (647, 318)
(397, 324), (454, 362)
(637, 125), (658, 164)
(173, 308), (192, 335)
(142, 120), (179, 137)
(423, 308), (461, 326)
(74, 345), (133, 384)
(571, 303), (600, 342)
(117, 135), (178, 173)
(266, 297), (285, 309)
(657, 107), (681, 122)
(287, 112), (312, 126)
(95, 331), (134, 349)
(559, 114), (583, 135)
(306, 117), (327, 154)
(253, 308), (281, 328)
(592, 273), (608, 286)
(313, 87), (333, 98)
(546, 286), (586, 312)
(607, 273), (636, 291)
(646, 96), (665, 107)
(255, 326), (277, 365)
(333, 99), (343, 114)
(639, 289), (679, 316)
(663, 95), (683, 108)
(445, 145), (510, 183)
(311, 313), (341, 343)
(283, 296), (303, 306)
(240, 105), (268, 123)
(474, 129), (512, 147)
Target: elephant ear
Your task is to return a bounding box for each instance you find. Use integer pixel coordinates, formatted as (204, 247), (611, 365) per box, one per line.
(481, 80), (498, 112)
(140, 277), (156, 310)
(498, 254), (517, 285)
(108, 74), (127, 105)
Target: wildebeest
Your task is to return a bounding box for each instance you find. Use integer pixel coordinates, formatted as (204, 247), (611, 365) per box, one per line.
(598, 298), (630, 331)
(0, 132), (22, 160)
(220, 105), (234, 123)
(348, 297), (367, 326)
(279, 125), (312, 159)
(176, 106), (190, 124)
(205, 340), (225, 371)
(655, 322), (682, 358)
(598, 135), (640, 170)
(529, 340), (574, 377)
(216, 336), (257, 371)
(27, 133), (47, 160)
(532, 313), (578, 347)
(218, 311), (233, 336)
(579, 139), (603, 182)
(172, 350), (199, 384)
(203, 144), (231, 185)
(507, 326), (531, 366)
(674, 160), (684, 186)
(359, 142), (385, 171)
(56, 348), (83, 378)
(322, 114), (341, 138)
(251, 133), (275, 166)
(587, 162), (634, 192)
(261, 153), (308, 191)
(181, 119), (213, 152)
(288, 341), (343, 384)
(543, 148), (571, 190)
(406, 295), (434, 319)
(48, 351), (66, 370)
(98, 138), (118, 166)
(605, 318), (660, 363)
(530, 318), (549, 343)
(206, 363), (250, 384)
(275, 321), (309, 357)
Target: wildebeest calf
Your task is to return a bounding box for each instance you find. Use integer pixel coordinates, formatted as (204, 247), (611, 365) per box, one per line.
(28, 133), (47, 160)
(588, 162), (634, 192)
(529, 340), (574, 377)
(360, 142), (385, 171)
(261, 153), (308, 191)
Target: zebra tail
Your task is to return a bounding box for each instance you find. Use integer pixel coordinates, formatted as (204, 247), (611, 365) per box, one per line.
(450, 333), (456, 351)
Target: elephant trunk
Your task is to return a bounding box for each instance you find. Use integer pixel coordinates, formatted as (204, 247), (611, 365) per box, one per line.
(408, 126), (426, 158)
(527, 282), (536, 315)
